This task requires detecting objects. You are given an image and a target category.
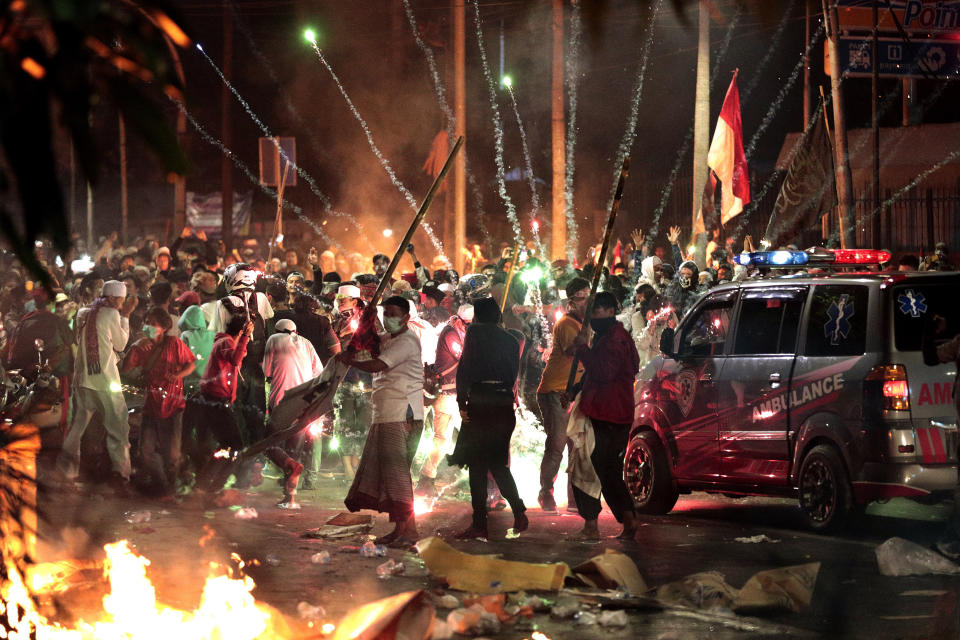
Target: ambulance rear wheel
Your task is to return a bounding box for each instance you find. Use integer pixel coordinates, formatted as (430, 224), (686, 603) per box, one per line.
(798, 444), (852, 533)
(624, 430), (678, 514)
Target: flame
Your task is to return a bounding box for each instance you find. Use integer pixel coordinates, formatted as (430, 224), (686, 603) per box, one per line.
(413, 497), (434, 516)
(307, 421), (325, 438)
(2, 540), (281, 639)
(198, 525), (216, 548)
(529, 633), (552, 640)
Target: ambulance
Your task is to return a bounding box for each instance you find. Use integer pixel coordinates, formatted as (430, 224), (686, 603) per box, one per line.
(627, 248), (959, 531)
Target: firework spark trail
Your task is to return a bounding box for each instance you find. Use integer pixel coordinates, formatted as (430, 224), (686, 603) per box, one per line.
(173, 100), (348, 250)
(467, 169), (494, 249)
(645, 7), (741, 247)
(401, 0), (455, 135)
(744, 21), (826, 161)
(196, 45), (340, 212)
(829, 145), (960, 248)
(471, 0), (523, 245)
(505, 84), (544, 255)
(309, 43), (444, 255)
(604, 0), (662, 212)
(563, 2), (583, 261)
(742, 0), (797, 101)
(227, 0), (327, 161)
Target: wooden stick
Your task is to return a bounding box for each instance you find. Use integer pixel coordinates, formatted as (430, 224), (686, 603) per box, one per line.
(372, 136), (464, 306)
(499, 243), (522, 315)
(565, 156), (631, 395)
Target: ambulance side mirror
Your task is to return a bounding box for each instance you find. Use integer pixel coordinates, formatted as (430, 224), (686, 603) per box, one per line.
(660, 327), (676, 359)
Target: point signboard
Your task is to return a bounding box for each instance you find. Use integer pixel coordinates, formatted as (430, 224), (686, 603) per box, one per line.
(837, 0), (960, 35)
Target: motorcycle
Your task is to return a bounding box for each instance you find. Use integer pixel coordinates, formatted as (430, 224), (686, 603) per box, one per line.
(1, 339), (63, 428)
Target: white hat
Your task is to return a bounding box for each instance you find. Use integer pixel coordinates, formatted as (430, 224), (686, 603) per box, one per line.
(438, 283), (454, 294)
(275, 319), (297, 333)
(102, 280), (126, 298)
(337, 284), (361, 298)
(456, 303), (475, 322)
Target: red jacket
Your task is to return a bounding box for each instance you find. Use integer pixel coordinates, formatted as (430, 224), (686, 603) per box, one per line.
(576, 323), (640, 425)
(200, 332), (249, 402)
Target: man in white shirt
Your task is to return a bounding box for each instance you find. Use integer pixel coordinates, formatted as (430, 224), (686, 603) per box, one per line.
(262, 318), (324, 507)
(341, 296), (424, 547)
(58, 280), (138, 488)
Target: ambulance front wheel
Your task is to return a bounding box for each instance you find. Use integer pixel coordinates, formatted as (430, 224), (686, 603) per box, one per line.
(798, 444), (853, 533)
(625, 430), (679, 514)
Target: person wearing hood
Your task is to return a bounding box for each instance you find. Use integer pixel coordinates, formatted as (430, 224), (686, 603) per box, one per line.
(262, 319), (324, 508)
(637, 256), (663, 294)
(448, 297), (528, 540)
(664, 259), (705, 319)
(570, 291), (641, 541)
(178, 305), (215, 381)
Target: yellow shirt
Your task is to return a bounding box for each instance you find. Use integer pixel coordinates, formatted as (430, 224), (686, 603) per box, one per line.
(538, 314), (585, 394)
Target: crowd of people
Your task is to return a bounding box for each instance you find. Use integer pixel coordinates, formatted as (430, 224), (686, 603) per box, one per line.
(0, 223), (956, 544)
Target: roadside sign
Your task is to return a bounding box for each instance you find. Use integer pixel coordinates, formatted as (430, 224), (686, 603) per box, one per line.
(825, 36), (960, 79)
(837, 0), (960, 36)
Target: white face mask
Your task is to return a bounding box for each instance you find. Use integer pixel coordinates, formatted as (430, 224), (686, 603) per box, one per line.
(384, 316), (405, 334)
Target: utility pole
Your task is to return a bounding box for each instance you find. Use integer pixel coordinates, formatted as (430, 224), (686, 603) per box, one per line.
(454, 0), (466, 274)
(692, 0), (710, 265)
(803, 0), (811, 127)
(871, 0), (881, 247)
(551, 0), (566, 260)
(823, 0), (855, 248)
(119, 114), (129, 244)
(221, 0), (234, 253)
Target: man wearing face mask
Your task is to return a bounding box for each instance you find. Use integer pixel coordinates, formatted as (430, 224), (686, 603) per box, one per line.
(570, 291), (641, 540)
(121, 307), (196, 494)
(664, 259), (705, 318)
(341, 296), (424, 547)
(58, 280), (139, 491)
(332, 284), (372, 479)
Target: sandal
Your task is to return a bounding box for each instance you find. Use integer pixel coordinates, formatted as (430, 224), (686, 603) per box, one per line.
(387, 537), (417, 550)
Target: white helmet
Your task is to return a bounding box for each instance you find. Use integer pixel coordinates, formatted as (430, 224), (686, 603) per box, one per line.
(223, 263), (257, 294)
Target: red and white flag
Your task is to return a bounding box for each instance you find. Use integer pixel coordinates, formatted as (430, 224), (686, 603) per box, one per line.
(706, 70), (750, 225)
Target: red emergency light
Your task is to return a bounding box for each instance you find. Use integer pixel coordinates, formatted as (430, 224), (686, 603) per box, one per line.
(829, 249), (891, 265)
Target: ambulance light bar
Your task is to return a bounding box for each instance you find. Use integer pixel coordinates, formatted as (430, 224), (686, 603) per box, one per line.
(735, 248), (891, 268)
(734, 250), (809, 267)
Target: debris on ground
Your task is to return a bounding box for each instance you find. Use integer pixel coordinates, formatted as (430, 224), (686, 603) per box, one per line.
(656, 563), (821, 614)
(876, 537), (960, 576)
(656, 572), (739, 610)
(734, 534), (780, 544)
(597, 610), (629, 627)
(733, 563), (819, 613)
(416, 536), (570, 593)
(311, 551), (331, 564)
(123, 510), (151, 524)
(301, 523), (374, 539)
(446, 605), (501, 635)
(360, 541), (388, 557)
(233, 507), (258, 520)
(550, 592), (583, 618)
(214, 489), (246, 508)
(376, 559), (406, 578)
(331, 590), (434, 640)
(573, 549), (648, 594)
(435, 594), (461, 609)
(326, 512), (373, 526)
(430, 619), (453, 639)
(297, 601), (326, 620)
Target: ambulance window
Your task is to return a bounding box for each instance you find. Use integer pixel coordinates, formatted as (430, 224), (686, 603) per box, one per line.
(804, 285), (868, 356)
(679, 298), (735, 357)
(893, 284), (960, 351)
(734, 294), (805, 355)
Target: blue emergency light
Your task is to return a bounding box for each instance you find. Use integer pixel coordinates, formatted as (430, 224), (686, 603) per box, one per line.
(734, 250), (809, 267)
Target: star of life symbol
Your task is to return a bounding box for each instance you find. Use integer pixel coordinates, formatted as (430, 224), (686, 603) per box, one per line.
(824, 294), (854, 346)
(897, 289), (927, 318)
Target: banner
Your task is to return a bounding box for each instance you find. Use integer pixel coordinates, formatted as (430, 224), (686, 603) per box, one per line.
(185, 191), (252, 237)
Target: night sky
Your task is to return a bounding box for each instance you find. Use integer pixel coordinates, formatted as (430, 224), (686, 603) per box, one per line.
(83, 0), (960, 255)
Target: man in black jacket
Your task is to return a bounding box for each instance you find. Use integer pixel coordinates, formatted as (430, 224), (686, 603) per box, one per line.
(448, 296), (528, 539)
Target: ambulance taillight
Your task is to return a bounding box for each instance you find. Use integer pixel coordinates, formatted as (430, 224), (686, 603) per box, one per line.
(866, 364), (910, 411)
